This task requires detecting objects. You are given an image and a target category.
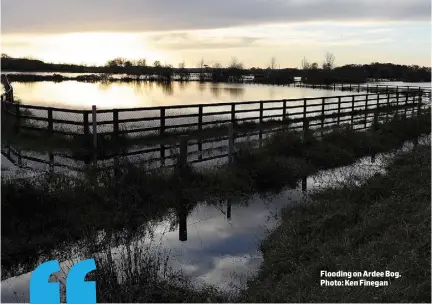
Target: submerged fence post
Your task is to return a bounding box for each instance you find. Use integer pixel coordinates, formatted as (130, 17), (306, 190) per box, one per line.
(179, 135), (188, 170)
(228, 123), (234, 165)
(92, 105), (97, 163)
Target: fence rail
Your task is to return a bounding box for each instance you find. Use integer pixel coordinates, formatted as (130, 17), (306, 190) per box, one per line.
(1, 102), (424, 176)
(1, 89), (427, 140)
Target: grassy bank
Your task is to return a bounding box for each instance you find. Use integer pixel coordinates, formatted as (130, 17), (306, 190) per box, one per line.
(240, 144), (431, 303)
(2, 111), (430, 301)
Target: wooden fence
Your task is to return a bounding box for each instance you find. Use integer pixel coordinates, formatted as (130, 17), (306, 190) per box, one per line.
(2, 101), (425, 175)
(292, 82), (431, 95)
(1, 90), (426, 142)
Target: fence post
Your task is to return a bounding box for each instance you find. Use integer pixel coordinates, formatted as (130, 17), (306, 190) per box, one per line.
(357, 84), (360, 92)
(321, 98), (325, 130)
(48, 108), (53, 136)
(366, 84), (369, 93)
(364, 94), (369, 128)
(377, 93), (380, 111)
(83, 111), (89, 149)
(337, 96), (341, 125)
(160, 108), (166, 136)
(179, 135), (188, 170)
(333, 83), (336, 90)
(351, 96), (355, 126)
(303, 98), (307, 122)
(349, 83), (352, 91)
(282, 100), (287, 121)
(15, 103), (21, 132)
(231, 104), (236, 125)
(228, 123), (234, 165)
(113, 109), (119, 142)
(259, 101), (264, 123)
(417, 89), (422, 117)
(92, 105), (97, 163)
(197, 105), (203, 131)
(396, 88), (400, 107)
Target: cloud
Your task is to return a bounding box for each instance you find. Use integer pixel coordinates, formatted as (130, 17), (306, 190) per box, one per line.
(2, 0), (430, 34)
(146, 33), (262, 50)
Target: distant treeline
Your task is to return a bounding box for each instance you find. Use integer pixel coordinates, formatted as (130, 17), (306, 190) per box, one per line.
(1, 54), (430, 84)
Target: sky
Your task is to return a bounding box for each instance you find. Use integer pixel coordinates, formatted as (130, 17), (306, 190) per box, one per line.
(1, 0), (431, 68)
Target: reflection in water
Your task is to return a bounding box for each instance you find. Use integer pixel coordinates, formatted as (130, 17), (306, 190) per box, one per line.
(197, 82), (206, 94)
(177, 81), (190, 92)
(98, 81), (112, 92)
(159, 82), (174, 96)
(178, 203), (188, 242)
(11, 80), (363, 110)
(1, 141), (424, 302)
(223, 87), (245, 99)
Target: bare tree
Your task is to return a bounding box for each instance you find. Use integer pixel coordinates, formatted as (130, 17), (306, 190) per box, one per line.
(301, 57), (310, 70)
(136, 59), (147, 67)
(212, 62), (223, 69)
(323, 52), (335, 70)
(229, 57), (243, 70)
(270, 57), (277, 70)
(197, 58), (205, 70)
(178, 61), (189, 81)
(153, 60), (161, 68)
(310, 62), (319, 70)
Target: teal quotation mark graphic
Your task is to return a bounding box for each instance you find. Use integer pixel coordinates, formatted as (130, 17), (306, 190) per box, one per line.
(30, 258), (96, 304)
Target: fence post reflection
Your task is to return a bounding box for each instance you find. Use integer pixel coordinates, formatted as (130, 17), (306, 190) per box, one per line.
(178, 201), (188, 242)
(49, 152), (54, 174)
(301, 176), (307, 192)
(160, 144), (166, 166)
(227, 200), (232, 220)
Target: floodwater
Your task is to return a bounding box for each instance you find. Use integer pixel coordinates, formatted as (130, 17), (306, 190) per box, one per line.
(2, 138), (425, 303)
(11, 80), (364, 110)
